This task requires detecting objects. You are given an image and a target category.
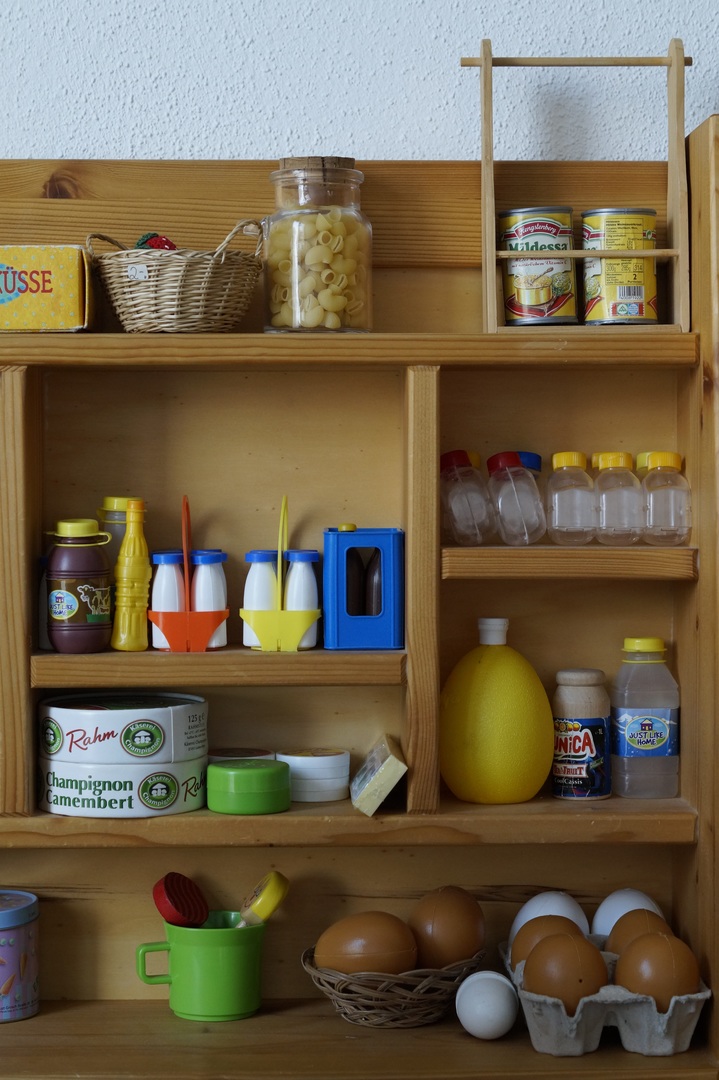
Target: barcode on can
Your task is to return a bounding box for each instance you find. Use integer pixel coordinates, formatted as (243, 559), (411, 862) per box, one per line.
(616, 285), (644, 300)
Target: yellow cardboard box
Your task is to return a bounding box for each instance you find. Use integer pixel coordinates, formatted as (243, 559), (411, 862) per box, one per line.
(0, 245), (92, 331)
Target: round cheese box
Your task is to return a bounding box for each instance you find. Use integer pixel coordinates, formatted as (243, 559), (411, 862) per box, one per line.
(38, 692), (208, 764)
(37, 754), (207, 818)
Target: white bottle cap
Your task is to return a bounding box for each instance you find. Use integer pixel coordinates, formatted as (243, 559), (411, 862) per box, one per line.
(477, 618), (509, 645)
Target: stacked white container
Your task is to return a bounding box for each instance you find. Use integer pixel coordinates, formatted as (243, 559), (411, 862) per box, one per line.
(276, 748), (350, 802)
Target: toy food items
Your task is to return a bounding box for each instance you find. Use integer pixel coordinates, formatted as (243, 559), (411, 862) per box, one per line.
(606, 908), (673, 954)
(615, 932), (701, 1012)
(591, 887), (664, 937)
(439, 618), (553, 804)
(510, 914), (584, 971)
(455, 971), (518, 1039)
(407, 885), (485, 968)
(314, 911), (417, 974)
(153, 871), (209, 927)
(522, 932), (608, 1015)
(508, 890), (589, 945)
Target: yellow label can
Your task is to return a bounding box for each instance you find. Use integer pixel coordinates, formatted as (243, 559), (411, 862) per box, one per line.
(498, 207), (578, 326)
(582, 209), (657, 324)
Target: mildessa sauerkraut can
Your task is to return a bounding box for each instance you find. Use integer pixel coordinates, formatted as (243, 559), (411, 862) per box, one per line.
(497, 207), (578, 326)
(582, 208), (658, 325)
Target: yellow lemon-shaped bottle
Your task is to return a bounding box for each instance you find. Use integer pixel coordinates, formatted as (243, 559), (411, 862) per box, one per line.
(439, 618), (553, 803)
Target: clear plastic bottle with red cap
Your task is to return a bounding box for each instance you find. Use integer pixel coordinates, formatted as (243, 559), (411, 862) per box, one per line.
(439, 449), (497, 545)
(486, 451), (546, 546)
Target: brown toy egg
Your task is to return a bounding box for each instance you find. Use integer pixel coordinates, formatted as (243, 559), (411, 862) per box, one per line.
(510, 914), (585, 971)
(314, 910), (418, 975)
(407, 885), (485, 968)
(606, 908), (673, 955)
(615, 931), (701, 1013)
(523, 932), (608, 1016)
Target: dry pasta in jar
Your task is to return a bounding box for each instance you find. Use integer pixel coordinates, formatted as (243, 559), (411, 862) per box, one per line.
(264, 156), (372, 332)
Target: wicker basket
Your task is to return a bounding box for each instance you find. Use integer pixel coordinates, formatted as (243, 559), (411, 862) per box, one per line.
(86, 220), (263, 333)
(301, 947), (486, 1028)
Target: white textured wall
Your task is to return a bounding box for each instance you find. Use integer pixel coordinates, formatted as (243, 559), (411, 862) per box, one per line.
(3, 0), (717, 161)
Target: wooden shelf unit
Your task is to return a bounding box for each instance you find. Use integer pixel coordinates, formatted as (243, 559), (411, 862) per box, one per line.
(0, 117), (717, 1078)
(461, 37), (692, 332)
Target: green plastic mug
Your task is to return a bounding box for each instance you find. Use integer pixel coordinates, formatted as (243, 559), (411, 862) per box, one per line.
(136, 910), (265, 1021)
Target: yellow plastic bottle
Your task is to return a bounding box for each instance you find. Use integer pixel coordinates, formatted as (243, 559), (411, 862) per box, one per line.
(439, 617), (554, 803)
(110, 498), (152, 652)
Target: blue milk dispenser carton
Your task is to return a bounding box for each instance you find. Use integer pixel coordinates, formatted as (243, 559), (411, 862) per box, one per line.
(323, 525), (404, 650)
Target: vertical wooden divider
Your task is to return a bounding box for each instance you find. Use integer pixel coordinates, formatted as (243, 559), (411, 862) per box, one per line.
(403, 365), (440, 812)
(479, 39), (498, 334)
(0, 367), (35, 814)
(667, 37), (691, 332)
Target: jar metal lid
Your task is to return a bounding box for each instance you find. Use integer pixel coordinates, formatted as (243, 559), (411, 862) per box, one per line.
(0, 890), (38, 928)
(271, 157), (364, 184)
(555, 668), (607, 685)
(279, 155), (355, 170)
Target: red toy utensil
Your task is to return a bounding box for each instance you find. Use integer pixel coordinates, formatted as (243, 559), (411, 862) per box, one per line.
(153, 872), (209, 927)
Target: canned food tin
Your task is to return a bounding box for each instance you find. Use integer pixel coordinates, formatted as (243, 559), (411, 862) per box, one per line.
(498, 207), (578, 326)
(0, 890), (39, 1022)
(582, 208), (657, 324)
(552, 669), (611, 800)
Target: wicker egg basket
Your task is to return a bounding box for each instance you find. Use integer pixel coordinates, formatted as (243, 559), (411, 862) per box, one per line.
(86, 220), (263, 333)
(301, 947), (486, 1028)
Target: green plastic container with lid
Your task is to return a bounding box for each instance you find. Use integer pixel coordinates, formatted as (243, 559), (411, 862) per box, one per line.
(207, 759), (291, 815)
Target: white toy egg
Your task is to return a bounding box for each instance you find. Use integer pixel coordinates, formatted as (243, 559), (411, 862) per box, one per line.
(455, 971), (518, 1040)
(590, 888), (664, 938)
(508, 891), (589, 945)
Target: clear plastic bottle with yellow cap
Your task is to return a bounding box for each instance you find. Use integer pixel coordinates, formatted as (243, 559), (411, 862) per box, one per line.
(642, 451), (692, 546)
(610, 637), (679, 798)
(546, 451), (596, 546)
(595, 451), (643, 545)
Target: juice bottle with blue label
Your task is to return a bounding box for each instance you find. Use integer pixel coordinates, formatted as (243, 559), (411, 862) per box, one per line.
(610, 637), (679, 798)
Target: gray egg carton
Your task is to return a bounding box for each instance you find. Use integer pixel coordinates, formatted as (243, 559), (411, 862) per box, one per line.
(499, 940), (711, 1056)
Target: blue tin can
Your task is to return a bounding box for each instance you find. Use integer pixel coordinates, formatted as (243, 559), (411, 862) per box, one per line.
(0, 890), (39, 1021)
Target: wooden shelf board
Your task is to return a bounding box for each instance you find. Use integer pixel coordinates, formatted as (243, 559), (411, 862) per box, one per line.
(0, 796), (697, 849)
(31, 646), (406, 688)
(442, 546), (699, 580)
(0, 331), (698, 368)
(1, 999), (715, 1079)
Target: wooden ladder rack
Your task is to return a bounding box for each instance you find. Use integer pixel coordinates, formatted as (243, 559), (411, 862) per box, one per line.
(462, 39), (692, 333)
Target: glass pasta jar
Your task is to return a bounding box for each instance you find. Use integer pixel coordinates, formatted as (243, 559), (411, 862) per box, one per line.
(265, 156), (372, 332)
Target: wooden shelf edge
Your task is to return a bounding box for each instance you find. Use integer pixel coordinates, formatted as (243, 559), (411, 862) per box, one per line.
(30, 647), (407, 688)
(0, 330), (699, 368)
(1, 999), (715, 1080)
(0, 797), (697, 849)
(442, 546), (698, 580)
